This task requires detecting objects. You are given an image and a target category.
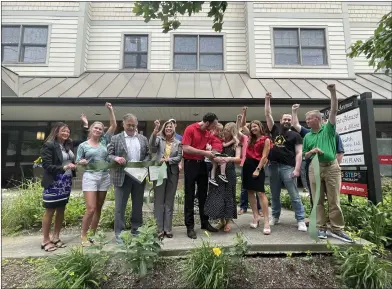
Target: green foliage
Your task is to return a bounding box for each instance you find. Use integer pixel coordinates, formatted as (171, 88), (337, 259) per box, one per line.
(133, 1), (227, 33)
(180, 231), (248, 289)
(63, 197), (86, 226)
(106, 186), (115, 201)
(100, 201), (131, 229)
(37, 245), (109, 289)
(2, 179), (44, 234)
(114, 218), (161, 278)
(328, 242), (392, 289)
(347, 11), (392, 75)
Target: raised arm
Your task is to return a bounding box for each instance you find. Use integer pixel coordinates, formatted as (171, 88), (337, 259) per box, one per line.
(327, 84), (338, 125)
(241, 106), (247, 128)
(291, 104), (302, 133)
(264, 92), (274, 132)
(105, 102), (117, 135)
(72, 113), (89, 147)
(149, 120), (160, 152)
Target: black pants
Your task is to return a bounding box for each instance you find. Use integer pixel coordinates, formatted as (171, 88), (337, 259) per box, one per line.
(184, 159), (209, 229)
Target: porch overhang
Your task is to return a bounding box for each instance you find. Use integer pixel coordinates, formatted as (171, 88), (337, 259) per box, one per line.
(2, 68), (391, 122)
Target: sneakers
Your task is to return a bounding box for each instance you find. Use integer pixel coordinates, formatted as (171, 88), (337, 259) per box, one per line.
(209, 178), (219, 187)
(218, 175), (228, 183)
(269, 217), (280, 226)
(318, 230), (327, 239)
(298, 221), (307, 232)
(330, 231), (354, 243)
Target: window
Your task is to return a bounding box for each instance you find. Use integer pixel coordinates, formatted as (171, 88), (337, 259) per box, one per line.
(173, 35), (223, 70)
(273, 28), (327, 66)
(1, 25), (48, 64)
(123, 35), (148, 69)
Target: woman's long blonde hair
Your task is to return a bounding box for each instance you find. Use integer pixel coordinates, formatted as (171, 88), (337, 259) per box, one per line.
(158, 120), (176, 142)
(224, 122), (239, 148)
(88, 121), (105, 139)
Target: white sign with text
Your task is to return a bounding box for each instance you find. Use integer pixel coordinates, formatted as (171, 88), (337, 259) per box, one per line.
(340, 130), (364, 154)
(336, 108), (361, 135)
(341, 154), (365, 166)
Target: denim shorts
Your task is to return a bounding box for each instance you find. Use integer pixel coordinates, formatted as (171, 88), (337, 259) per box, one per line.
(82, 171), (111, 192)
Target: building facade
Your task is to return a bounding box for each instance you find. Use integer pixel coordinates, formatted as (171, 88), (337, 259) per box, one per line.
(1, 1), (392, 185)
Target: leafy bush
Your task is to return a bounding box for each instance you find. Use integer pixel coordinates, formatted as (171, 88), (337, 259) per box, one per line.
(2, 179), (44, 234)
(329, 242), (392, 289)
(64, 197), (86, 226)
(114, 217), (161, 278)
(180, 232), (248, 289)
(37, 244), (109, 288)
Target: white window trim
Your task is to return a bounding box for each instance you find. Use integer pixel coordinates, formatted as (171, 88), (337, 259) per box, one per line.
(1, 24), (51, 67)
(270, 26), (331, 69)
(170, 32), (226, 71)
(119, 32), (152, 71)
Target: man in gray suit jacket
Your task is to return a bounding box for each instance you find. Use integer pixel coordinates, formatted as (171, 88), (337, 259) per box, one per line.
(107, 113), (151, 243)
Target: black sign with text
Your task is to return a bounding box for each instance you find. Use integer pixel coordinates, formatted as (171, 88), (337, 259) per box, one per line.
(321, 95), (359, 119)
(341, 170), (367, 184)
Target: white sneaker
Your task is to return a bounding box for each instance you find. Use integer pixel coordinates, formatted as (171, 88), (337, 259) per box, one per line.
(298, 221), (307, 232)
(269, 218), (280, 226)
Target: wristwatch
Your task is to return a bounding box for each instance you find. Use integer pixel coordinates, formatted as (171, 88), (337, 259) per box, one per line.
(256, 167), (261, 171)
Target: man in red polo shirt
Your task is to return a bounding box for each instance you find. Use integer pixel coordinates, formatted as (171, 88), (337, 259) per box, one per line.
(182, 112), (220, 239)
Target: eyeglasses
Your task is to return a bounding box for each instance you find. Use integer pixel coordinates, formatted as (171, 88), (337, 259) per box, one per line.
(124, 124), (137, 128)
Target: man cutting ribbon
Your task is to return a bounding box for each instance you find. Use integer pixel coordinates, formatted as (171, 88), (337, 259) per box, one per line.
(303, 84), (353, 243)
(107, 113), (151, 243)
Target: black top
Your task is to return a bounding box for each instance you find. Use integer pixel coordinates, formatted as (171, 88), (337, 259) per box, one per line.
(268, 124), (302, 167)
(40, 127), (88, 188)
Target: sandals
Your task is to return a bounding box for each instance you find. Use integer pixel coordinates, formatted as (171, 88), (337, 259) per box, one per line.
(224, 223), (232, 233)
(263, 226), (271, 235)
(82, 240), (92, 247)
(238, 209), (246, 215)
(52, 239), (67, 248)
(41, 241), (57, 252)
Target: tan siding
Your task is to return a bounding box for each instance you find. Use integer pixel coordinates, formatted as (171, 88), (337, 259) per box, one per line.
(1, 1), (79, 11)
(348, 3), (391, 73)
(348, 4), (391, 22)
(350, 26), (378, 73)
(2, 16), (78, 76)
(253, 2), (342, 13)
(90, 2), (244, 21)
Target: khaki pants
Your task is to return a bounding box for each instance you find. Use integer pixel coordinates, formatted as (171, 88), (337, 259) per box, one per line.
(309, 159), (344, 232)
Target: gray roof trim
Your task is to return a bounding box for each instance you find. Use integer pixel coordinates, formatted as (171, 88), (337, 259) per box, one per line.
(3, 72), (391, 100)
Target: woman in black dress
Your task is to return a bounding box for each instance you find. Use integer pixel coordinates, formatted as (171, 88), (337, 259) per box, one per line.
(205, 122), (241, 232)
(242, 120), (271, 235)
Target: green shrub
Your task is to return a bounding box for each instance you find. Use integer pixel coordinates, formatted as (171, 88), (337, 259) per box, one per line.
(329, 242), (392, 289)
(37, 244), (109, 289)
(100, 201), (131, 229)
(64, 197), (86, 226)
(114, 217), (161, 278)
(180, 232), (248, 289)
(2, 179), (44, 234)
(106, 186), (115, 201)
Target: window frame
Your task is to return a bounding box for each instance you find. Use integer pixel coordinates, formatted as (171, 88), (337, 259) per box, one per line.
(1, 24), (51, 66)
(120, 33), (151, 70)
(271, 26), (330, 68)
(171, 33), (226, 71)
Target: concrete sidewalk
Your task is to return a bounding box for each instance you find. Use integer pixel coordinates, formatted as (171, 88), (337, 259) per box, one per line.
(1, 207), (368, 259)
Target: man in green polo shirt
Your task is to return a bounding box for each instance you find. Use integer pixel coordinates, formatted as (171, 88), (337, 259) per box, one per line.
(303, 84), (353, 243)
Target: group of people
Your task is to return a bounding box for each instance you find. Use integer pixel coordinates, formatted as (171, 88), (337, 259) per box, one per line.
(39, 83), (353, 252)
